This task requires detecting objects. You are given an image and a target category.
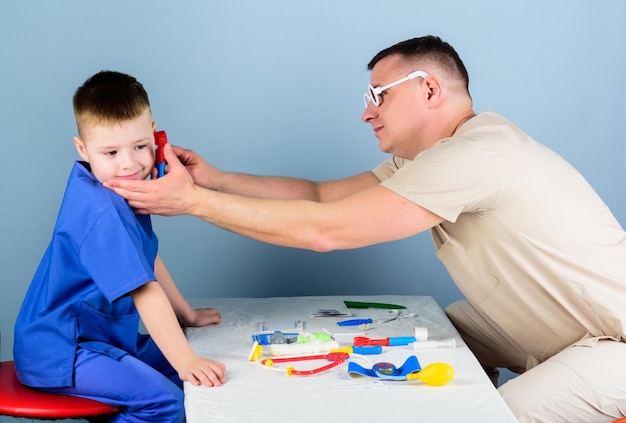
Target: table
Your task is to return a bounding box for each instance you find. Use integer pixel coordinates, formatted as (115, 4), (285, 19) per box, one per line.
(184, 295), (518, 423)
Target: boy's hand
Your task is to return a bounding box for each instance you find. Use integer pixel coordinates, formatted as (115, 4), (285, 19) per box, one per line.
(181, 356), (226, 387)
(182, 308), (221, 327)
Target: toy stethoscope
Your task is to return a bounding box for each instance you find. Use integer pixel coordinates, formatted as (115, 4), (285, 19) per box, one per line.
(260, 352), (350, 376)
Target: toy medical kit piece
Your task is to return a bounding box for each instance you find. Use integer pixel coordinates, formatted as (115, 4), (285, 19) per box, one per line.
(331, 346), (383, 355)
(269, 331), (291, 344)
(378, 309), (400, 323)
(353, 336), (416, 347)
(344, 300), (406, 309)
(248, 341), (263, 362)
(251, 332), (301, 345)
(154, 130), (167, 178)
(337, 318), (373, 327)
(322, 328), (368, 340)
(348, 356), (455, 386)
(411, 363), (455, 386)
(261, 352), (350, 376)
(348, 355), (421, 379)
(311, 309), (352, 318)
(413, 326), (428, 341)
(379, 309), (418, 322)
(259, 319), (303, 332)
(331, 380), (389, 391)
(336, 310), (411, 327)
(374, 362), (455, 386)
(410, 338), (457, 350)
(268, 332), (339, 356)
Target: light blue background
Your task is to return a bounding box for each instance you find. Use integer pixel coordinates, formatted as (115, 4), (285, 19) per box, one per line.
(1, 1), (625, 364)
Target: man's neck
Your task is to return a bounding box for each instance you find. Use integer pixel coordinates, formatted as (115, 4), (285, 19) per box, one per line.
(453, 109), (476, 134)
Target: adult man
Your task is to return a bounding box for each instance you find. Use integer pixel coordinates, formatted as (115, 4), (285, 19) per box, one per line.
(107, 36), (626, 422)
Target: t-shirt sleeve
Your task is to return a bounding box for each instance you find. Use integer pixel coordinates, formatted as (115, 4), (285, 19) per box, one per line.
(79, 207), (156, 302)
(379, 138), (504, 222)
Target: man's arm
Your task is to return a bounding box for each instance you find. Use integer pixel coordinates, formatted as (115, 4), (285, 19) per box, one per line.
(185, 181), (443, 252)
(131, 281), (226, 387)
(106, 144), (443, 251)
(172, 144), (379, 202)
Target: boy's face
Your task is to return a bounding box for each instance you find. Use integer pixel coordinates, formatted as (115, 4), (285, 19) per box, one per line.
(73, 111), (156, 183)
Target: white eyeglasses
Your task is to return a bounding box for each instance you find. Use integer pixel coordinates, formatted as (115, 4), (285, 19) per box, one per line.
(363, 70), (429, 108)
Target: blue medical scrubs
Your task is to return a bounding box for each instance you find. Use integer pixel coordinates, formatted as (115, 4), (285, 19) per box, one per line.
(14, 162), (184, 422)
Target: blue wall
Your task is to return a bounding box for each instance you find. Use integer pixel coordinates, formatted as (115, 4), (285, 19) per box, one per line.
(1, 1), (624, 360)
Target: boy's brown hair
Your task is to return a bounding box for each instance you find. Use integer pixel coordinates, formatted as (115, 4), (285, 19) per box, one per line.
(73, 70), (151, 137)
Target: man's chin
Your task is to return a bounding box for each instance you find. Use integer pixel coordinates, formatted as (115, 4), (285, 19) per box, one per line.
(378, 141), (393, 155)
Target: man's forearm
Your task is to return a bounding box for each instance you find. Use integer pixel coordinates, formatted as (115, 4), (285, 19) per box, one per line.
(187, 185), (329, 251)
(185, 180), (443, 253)
(215, 172), (322, 201)
(215, 170), (379, 203)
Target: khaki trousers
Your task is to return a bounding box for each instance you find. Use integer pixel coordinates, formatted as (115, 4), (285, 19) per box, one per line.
(446, 300), (626, 423)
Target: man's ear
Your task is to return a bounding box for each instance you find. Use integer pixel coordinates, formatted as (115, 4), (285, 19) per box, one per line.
(72, 136), (90, 162)
(424, 75), (443, 105)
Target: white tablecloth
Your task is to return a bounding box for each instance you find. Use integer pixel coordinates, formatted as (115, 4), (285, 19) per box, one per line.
(184, 295), (518, 423)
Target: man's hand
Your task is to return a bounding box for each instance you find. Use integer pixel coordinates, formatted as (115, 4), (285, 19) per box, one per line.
(172, 145), (223, 190)
(104, 143), (197, 216)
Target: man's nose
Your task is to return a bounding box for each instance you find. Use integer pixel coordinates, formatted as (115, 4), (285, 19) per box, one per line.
(362, 103), (378, 123)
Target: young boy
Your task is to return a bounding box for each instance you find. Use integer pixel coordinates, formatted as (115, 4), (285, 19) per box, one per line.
(13, 71), (226, 423)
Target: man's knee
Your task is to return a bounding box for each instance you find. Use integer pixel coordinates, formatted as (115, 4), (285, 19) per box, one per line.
(444, 300), (465, 321)
(445, 301), (471, 338)
(499, 341), (626, 422)
(444, 300), (483, 342)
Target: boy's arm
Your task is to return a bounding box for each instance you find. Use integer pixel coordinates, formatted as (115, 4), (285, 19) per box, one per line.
(131, 281), (225, 387)
(154, 255), (221, 327)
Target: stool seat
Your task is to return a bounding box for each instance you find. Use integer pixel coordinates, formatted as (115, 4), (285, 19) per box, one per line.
(0, 360), (121, 418)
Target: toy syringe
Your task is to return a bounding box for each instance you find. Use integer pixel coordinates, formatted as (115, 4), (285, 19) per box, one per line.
(154, 130), (168, 178)
(410, 338), (457, 350)
(353, 336), (416, 347)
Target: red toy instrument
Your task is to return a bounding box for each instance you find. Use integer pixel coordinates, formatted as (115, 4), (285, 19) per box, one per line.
(154, 130), (168, 178)
(260, 352), (349, 376)
(353, 336), (416, 347)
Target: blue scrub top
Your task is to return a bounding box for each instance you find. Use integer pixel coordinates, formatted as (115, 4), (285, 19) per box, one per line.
(14, 161), (158, 388)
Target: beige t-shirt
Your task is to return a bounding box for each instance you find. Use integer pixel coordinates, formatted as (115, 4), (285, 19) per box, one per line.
(373, 111), (626, 359)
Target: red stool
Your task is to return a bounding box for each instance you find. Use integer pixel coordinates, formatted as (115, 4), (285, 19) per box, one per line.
(0, 360), (122, 421)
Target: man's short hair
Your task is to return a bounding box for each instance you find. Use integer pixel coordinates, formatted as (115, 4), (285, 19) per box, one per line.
(368, 35), (470, 96)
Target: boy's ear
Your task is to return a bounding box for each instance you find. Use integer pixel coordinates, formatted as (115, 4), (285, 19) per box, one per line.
(72, 136), (90, 162)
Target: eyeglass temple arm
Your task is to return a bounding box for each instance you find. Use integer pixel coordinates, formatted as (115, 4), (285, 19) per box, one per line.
(373, 71), (429, 94)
